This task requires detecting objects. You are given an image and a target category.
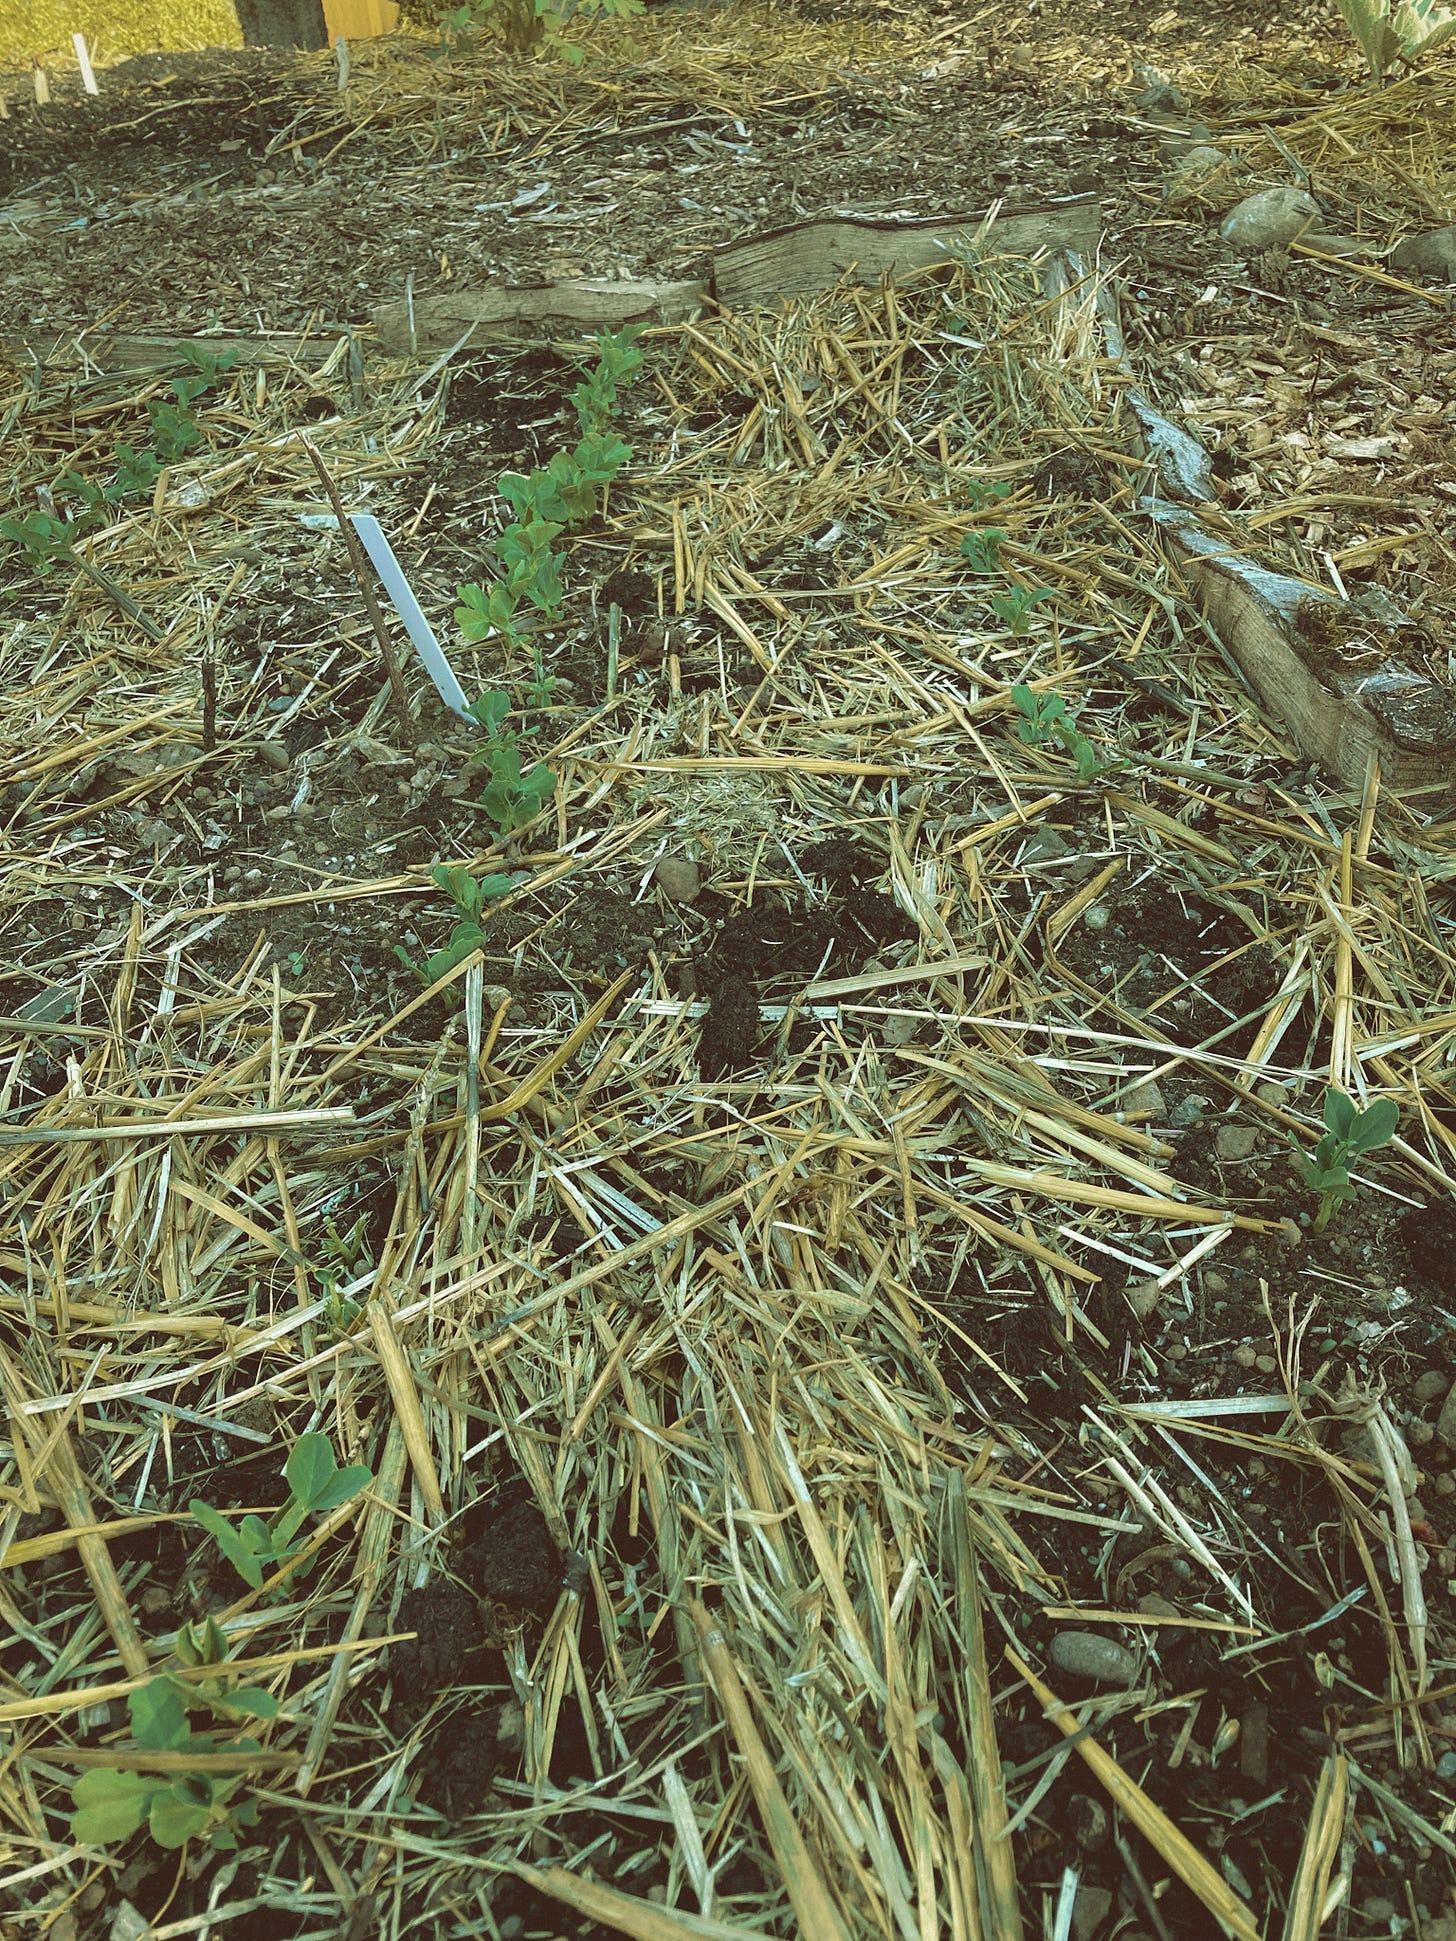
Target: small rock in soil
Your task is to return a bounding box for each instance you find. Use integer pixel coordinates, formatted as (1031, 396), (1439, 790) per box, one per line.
(1071, 1885), (1113, 1941)
(1435, 1383), (1456, 1453)
(1390, 223), (1456, 283)
(1122, 1077), (1166, 1119)
(1049, 1631), (1138, 1686)
(654, 855), (701, 904)
(1127, 1278), (1162, 1319)
(1214, 1125), (1258, 1160)
(1068, 1793), (1109, 1850)
(1413, 1370), (1451, 1405)
(1220, 186), (1321, 249)
(1174, 144), (1226, 176)
(258, 739), (291, 771)
(1169, 1095), (1208, 1128)
(1254, 1354), (1278, 1376)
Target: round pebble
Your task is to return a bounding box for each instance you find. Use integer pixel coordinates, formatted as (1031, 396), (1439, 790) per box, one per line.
(1412, 1370), (1451, 1405)
(1049, 1631), (1139, 1686)
(654, 856), (701, 904)
(1254, 1354), (1278, 1376)
(258, 739), (291, 771)
(1215, 1125), (1258, 1161)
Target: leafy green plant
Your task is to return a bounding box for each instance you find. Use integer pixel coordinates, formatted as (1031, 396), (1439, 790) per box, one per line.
(1010, 684), (1110, 783)
(964, 478), (1012, 512)
(455, 325), (643, 655)
(990, 586), (1054, 638)
(959, 527), (1007, 574)
(315, 1212), (372, 1332)
(189, 1432), (371, 1595)
(1292, 1088), (1399, 1232)
(394, 861), (513, 986)
(463, 693), (557, 837)
(434, 0), (643, 63)
(70, 1619), (277, 1852)
(0, 510), (78, 572)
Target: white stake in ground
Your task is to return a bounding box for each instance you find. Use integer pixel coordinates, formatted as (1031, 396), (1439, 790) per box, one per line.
(72, 34), (99, 94)
(348, 514), (472, 720)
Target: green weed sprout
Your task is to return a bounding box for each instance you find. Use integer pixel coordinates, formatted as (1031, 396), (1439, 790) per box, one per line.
(1010, 685), (1111, 782)
(189, 1432), (371, 1594)
(70, 1618), (277, 1852)
(990, 587), (1054, 638)
(1293, 1088), (1399, 1232)
(959, 527), (1007, 574)
(964, 479), (1012, 512)
(0, 510), (78, 573)
(395, 861), (513, 987)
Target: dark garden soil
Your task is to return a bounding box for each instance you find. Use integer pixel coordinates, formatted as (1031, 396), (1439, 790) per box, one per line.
(4, 0), (1456, 1937)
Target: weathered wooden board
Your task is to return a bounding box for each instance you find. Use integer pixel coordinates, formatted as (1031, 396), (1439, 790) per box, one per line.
(6, 330), (347, 372)
(1152, 504), (1456, 795)
(712, 198), (1101, 309)
(371, 279), (705, 355)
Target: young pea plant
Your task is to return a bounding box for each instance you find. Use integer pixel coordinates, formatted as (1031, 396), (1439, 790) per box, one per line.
(1293, 1088), (1399, 1232)
(69, 1618), (277, 1853)
(189, 1432), (372, 1596)
(1010, 684), (1111, 783)
(466, 691), (557, 838)
(395, 862), (513, 988)
(958, 527), (1007, 575)
(990, 586), (1054, 638)
(455, 324), (643, 657)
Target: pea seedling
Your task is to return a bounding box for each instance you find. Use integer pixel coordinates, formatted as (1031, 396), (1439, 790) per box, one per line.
(990, 586), (1054, 638)
(1293, 1088), (1399, 1232)
(190, 1431), (372, 1594)
(395, 861), (513, 987)
(1010, 684), (1110, 783)
(70, 1618), (277, 1853)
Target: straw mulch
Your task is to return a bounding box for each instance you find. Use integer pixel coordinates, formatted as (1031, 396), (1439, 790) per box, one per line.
(3, 219), (1455, 1941)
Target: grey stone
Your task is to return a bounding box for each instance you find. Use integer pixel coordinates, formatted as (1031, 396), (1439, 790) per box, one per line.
(1220, 186), (1321, 250)
(1135, 67), (1185, 112)
(1049, 1631), (1139, 1686)
(654, 856), (701, 904)
(1413, 1369), (1452, 1405)
(1127, 1278), (1163, 1319)
(1175, 144), (1227, 176)
(1169, 1094), (1209, 1128)
(258, 739), (291, 771)
(1215, 1125), (1258, 1161)
(1391, 224), (1456, 283)
(1122, 1077), (1166, 1118)
(1436, 1381), (1456, 1453)
(1021, 826), (1073, 864)
(1304, 232), (1363, 258)
(1072, 1886), (1114, 1941)
(881, 1012), (922, 1048)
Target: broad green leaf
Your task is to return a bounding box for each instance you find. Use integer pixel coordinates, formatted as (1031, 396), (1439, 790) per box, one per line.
(1322, 1088), (1356, 1140)
(71, 1769), (157, 1844)
(190, 1500), (265, 1589)
(306, 1461), (373, 1516)
(130, 1678), (191, 1749)
(284, 1432), (338, 1510)
(221, 1685), (278, 1720)
(521, 764), (556, 801)
(149, 1785), (213, 1848)
(1349, 1097), (1399, 1153)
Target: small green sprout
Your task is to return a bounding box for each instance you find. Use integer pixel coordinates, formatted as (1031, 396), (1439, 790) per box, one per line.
(959, 527), (1007, 574)
(395, 861), (513, 987)
(990, 586), (1054, 637)
(189, 1432), (371, 1595)
(465, 693), (557, 841)
(1010, 684), (1110, 783)
(70, 1618), (277, 1853)
(1293, 1088), (1399, 1232)
(964, 478), (1012, 512)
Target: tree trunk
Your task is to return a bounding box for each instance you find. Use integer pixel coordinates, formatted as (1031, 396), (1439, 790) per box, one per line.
(233, 0), (330, 49)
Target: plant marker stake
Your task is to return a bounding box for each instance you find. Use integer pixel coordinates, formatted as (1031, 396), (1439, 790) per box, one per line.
(334, 35), (350, 91)
(349, 514), (472, 720)
(299, 440), (417, 747)
(72, 35), (99, 94)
